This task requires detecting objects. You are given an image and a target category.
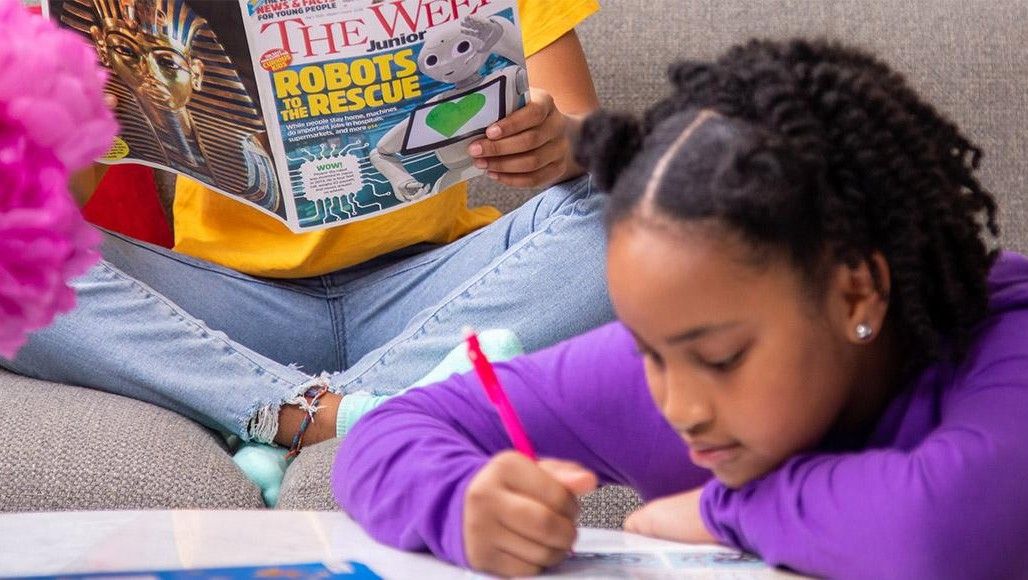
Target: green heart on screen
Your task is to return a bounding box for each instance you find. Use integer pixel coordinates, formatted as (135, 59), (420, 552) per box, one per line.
(425, 94), (487, 138)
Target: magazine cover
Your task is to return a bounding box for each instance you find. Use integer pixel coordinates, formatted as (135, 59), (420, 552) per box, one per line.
(44, 0), (284, 217)
(43, 0), (527, 232)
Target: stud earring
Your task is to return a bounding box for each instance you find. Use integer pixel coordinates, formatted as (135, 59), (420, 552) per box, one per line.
(855, 323), (874, 342)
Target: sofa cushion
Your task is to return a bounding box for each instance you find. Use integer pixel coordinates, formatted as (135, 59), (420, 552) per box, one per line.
(0, 369), (264, 511)
(577, 485), (644, 529)
(276, 437), (341, 511)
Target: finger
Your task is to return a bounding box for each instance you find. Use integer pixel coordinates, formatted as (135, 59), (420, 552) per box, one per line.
(488, 161), (566, 188)
(476, 141), (565, 174)
(494, 524), (572, 569)
(498, 491), (578, 551)
(472, 103), (563, 157)
(537, 459), (599, 497)
(474, 547), (543, 578)
(495, 452), (579, 520)
(485, 95), (553, 140)
(460, 25), (482, 43)
(469, 127), (551, 159)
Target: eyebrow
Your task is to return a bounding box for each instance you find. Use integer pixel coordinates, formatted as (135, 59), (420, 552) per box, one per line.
(629, 321), (741, 348)
(665, 322), (742, 344)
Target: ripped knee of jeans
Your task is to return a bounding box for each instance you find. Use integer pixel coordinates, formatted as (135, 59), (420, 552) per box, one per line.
(246, 373), (333, 445)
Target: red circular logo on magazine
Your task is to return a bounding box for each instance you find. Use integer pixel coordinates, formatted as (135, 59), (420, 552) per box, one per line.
(260, 48), (292, 72)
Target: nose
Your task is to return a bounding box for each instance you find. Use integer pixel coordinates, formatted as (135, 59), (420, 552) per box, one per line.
(662, 379), (715, 435)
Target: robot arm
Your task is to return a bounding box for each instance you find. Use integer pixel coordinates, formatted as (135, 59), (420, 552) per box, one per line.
(240, 132), (281, 211)
(461, 15), (525, 66)
(515, 67), (529, 97)
(369, 119), (431, 202)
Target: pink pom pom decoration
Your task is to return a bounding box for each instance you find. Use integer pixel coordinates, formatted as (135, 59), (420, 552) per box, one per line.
(0, 0), (117, 359)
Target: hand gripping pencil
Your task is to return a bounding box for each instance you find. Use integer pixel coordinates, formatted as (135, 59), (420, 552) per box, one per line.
(465, 328), (538, 461)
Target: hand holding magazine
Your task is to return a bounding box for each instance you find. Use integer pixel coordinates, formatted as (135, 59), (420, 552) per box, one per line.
(44, 0), (527, 232)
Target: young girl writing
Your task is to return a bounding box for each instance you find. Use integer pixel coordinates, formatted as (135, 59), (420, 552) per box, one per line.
(333, 39), (1028, 578)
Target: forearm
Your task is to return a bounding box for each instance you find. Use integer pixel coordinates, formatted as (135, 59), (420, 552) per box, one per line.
(560, 113), (589, 181)
(527, 30), (597, 183)
(334, 386), (493, 565)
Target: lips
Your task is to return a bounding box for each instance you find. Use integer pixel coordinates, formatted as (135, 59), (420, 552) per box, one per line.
(687, 442), (741, 470)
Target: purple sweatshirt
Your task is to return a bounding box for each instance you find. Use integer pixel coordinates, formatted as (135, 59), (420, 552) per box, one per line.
(333, 252), (1028, 579)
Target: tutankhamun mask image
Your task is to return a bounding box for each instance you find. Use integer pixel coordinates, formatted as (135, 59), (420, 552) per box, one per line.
(61, 0), (282, 215)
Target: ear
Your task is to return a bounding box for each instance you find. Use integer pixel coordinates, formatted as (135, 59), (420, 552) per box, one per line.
(189, 58), (204, 92)
(827, 252), (891, 344)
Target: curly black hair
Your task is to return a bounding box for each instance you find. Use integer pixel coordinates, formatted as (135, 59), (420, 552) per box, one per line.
(576, 38), (1000, 367)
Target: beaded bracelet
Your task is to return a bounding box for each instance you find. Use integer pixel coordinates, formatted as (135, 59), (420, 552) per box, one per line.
(285, 383), (330, 459)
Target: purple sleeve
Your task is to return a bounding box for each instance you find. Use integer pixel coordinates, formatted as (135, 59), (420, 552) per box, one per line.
(700, 311), (1028, 579)
(332, 322), (708, 567)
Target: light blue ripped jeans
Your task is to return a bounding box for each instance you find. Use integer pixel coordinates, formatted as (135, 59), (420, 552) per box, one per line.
(1, 177), (614, 442)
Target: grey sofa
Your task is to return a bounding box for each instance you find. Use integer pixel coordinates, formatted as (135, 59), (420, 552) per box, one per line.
(2, 1), (1025, 521)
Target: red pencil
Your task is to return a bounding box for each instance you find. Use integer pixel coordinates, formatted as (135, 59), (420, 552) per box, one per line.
(465, 329), (538, 461)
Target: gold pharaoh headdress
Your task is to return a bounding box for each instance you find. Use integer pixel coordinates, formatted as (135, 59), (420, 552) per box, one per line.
(91, 0), (205, 54)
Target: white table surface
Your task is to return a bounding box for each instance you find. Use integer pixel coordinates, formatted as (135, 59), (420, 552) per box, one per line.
(0, 510), (797, 578)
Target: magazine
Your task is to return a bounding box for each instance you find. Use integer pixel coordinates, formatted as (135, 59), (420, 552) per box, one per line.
(44, 0), (527, 232)
(19, 561), (382, 579)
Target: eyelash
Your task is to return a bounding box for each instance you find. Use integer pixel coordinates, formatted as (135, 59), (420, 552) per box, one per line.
(636, 344), (748, 373)
(636, 345), (664, 366)
(698, 349), (746, 373)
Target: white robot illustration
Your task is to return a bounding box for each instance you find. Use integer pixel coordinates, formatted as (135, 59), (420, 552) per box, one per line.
(369, 14), (529, 202)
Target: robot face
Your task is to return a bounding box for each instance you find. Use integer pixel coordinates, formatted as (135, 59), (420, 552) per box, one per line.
(417, 32), (489, 84)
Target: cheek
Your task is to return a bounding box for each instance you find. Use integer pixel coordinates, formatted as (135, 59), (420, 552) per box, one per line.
(642, 360), (667, 409)
(726, 329), (849, 459)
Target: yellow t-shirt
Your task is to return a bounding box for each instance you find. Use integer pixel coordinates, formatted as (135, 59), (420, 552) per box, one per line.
(172, 0), (599, 279)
